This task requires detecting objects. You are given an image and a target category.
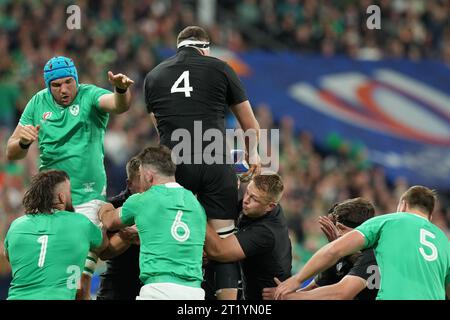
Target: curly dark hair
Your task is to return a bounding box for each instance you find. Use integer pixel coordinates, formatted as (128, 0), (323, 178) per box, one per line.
(23, 170), (69, 214)
(329, 197), (375, 228)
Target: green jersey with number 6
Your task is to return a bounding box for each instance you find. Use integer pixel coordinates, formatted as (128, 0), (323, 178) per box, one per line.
(4, 211), (103, 300)
(19, 84), (112, 205)
(120, 182), (206, 287)
(356, 213), (450, 300)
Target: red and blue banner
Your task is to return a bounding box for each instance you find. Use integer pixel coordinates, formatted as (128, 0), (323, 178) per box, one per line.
(235, 53), (450, 189)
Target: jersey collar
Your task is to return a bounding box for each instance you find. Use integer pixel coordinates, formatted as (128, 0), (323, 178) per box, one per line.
(165, 182), (182, 188)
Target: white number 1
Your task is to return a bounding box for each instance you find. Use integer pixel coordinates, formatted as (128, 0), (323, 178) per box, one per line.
(171, 71), (193, 97)
(419, 229), (438, 262)
(37, 235), (48, 268)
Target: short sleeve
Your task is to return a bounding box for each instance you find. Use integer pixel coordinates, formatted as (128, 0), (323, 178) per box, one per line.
(355, 215), (386, 249)
(235, 224), (274, 257)
(120, 194), (141, 226)
(223, 63), (248, 106)
(87, 220), (103, 250)
(143, 72), (154, 113)
(446, 269), (450, 285)
(87, 84), (112, 111)
(347, 250), (377, 281)
(19, 97), (37, 126)
(4, 233), (9, 256)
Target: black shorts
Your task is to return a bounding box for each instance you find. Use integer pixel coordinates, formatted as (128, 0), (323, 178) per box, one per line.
(175, 163), (239, 220)
(202, 260), (242, 300)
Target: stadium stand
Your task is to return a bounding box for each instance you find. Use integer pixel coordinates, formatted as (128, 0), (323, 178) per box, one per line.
(1, 0), (449, 299)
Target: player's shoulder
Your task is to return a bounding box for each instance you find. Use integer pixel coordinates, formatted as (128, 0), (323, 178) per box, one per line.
(7, 215), (30, 231)
(56, 210), (93, 226)
(77, 83), (101, 93)
(123, 192), (145, 206)
(27, 88), (50, 106)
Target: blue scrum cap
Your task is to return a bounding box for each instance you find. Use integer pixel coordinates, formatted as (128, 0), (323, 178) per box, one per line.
(43, 56), (78, 89)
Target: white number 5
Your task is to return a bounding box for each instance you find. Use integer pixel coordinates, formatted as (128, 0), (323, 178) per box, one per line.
(171, 71), (193, 97)
(171, 210), (190, 242)
(419, 228), (438, 262)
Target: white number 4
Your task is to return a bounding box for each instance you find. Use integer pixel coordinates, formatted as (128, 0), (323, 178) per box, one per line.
(171, 71), (193, 97)
(419, 228), (438, 262)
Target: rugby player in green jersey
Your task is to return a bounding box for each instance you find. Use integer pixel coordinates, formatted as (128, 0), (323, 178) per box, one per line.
(5, 56), (134, 299)
(275, 186), (450, 300)
(99, 145), (207, 299)
(4, 170), (107, 300)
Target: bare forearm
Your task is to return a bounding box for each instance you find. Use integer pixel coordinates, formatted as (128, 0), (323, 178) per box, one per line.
(6, 137), (28, 160)
(294, 244), (341, 284)
(286, 284), (344, 300)
(98, 233), (131, 260)
(113, 90), (131, 114)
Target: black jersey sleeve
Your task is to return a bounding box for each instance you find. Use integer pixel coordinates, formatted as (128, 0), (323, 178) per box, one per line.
(143, 72), (155, 113)
(223, 62), (248, 106)
(235, 224), (275, 257)
(347, 249), (377, 281)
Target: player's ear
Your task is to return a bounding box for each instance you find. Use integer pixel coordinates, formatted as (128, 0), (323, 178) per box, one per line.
(267, 201), (277, 212)
(398, 199), (407, 212)
(57, 192), (66, 205)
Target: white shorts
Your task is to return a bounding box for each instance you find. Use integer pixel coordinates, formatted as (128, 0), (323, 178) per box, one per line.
(136, 283), (205, 300)
(74, 199), (106, 226)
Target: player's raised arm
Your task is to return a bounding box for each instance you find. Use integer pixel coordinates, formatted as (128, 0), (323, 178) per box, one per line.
(6, 124), (40, 161)
(230, 101), (261, 178)
(274, 230), (366, 299)
(98, 71), (134, 114)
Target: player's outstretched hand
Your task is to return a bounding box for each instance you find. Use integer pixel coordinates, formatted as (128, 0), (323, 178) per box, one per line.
(273, 275), (300, 300)
(262, 277), (282, 300)
(107, 71), (135, 90)
(262, 286), (276, 300)
(318, 216), (340, 242)
(240, 154), (261, 182)
(336, 222), (353, 234)
(18, 125), (40, 145)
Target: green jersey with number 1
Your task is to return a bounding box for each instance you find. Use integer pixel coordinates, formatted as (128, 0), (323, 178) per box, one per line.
(356, 213), (450, 300)
(4, 211), (103, 300)
(120, 182), (206, 287)
(19, 84), (112, 205)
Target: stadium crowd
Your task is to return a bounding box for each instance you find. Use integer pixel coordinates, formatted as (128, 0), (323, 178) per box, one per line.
(1, 0), (450, 297)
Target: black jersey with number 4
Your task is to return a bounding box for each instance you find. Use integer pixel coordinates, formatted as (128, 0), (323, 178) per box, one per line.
(144, 47), (248, 156)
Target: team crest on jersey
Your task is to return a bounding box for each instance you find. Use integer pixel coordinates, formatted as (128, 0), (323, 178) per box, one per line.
(69, 104), (80, 116)
(42, 111), (52, 121)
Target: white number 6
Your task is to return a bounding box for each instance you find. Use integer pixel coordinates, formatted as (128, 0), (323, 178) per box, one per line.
(419, 228), (438, 262)
(171, 210), (190, 242)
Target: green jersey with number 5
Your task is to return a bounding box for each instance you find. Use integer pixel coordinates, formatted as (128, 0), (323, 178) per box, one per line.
(120, 182), (206, 287)
(356, 213), (450, 300)
(4, 211), (103, 300)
